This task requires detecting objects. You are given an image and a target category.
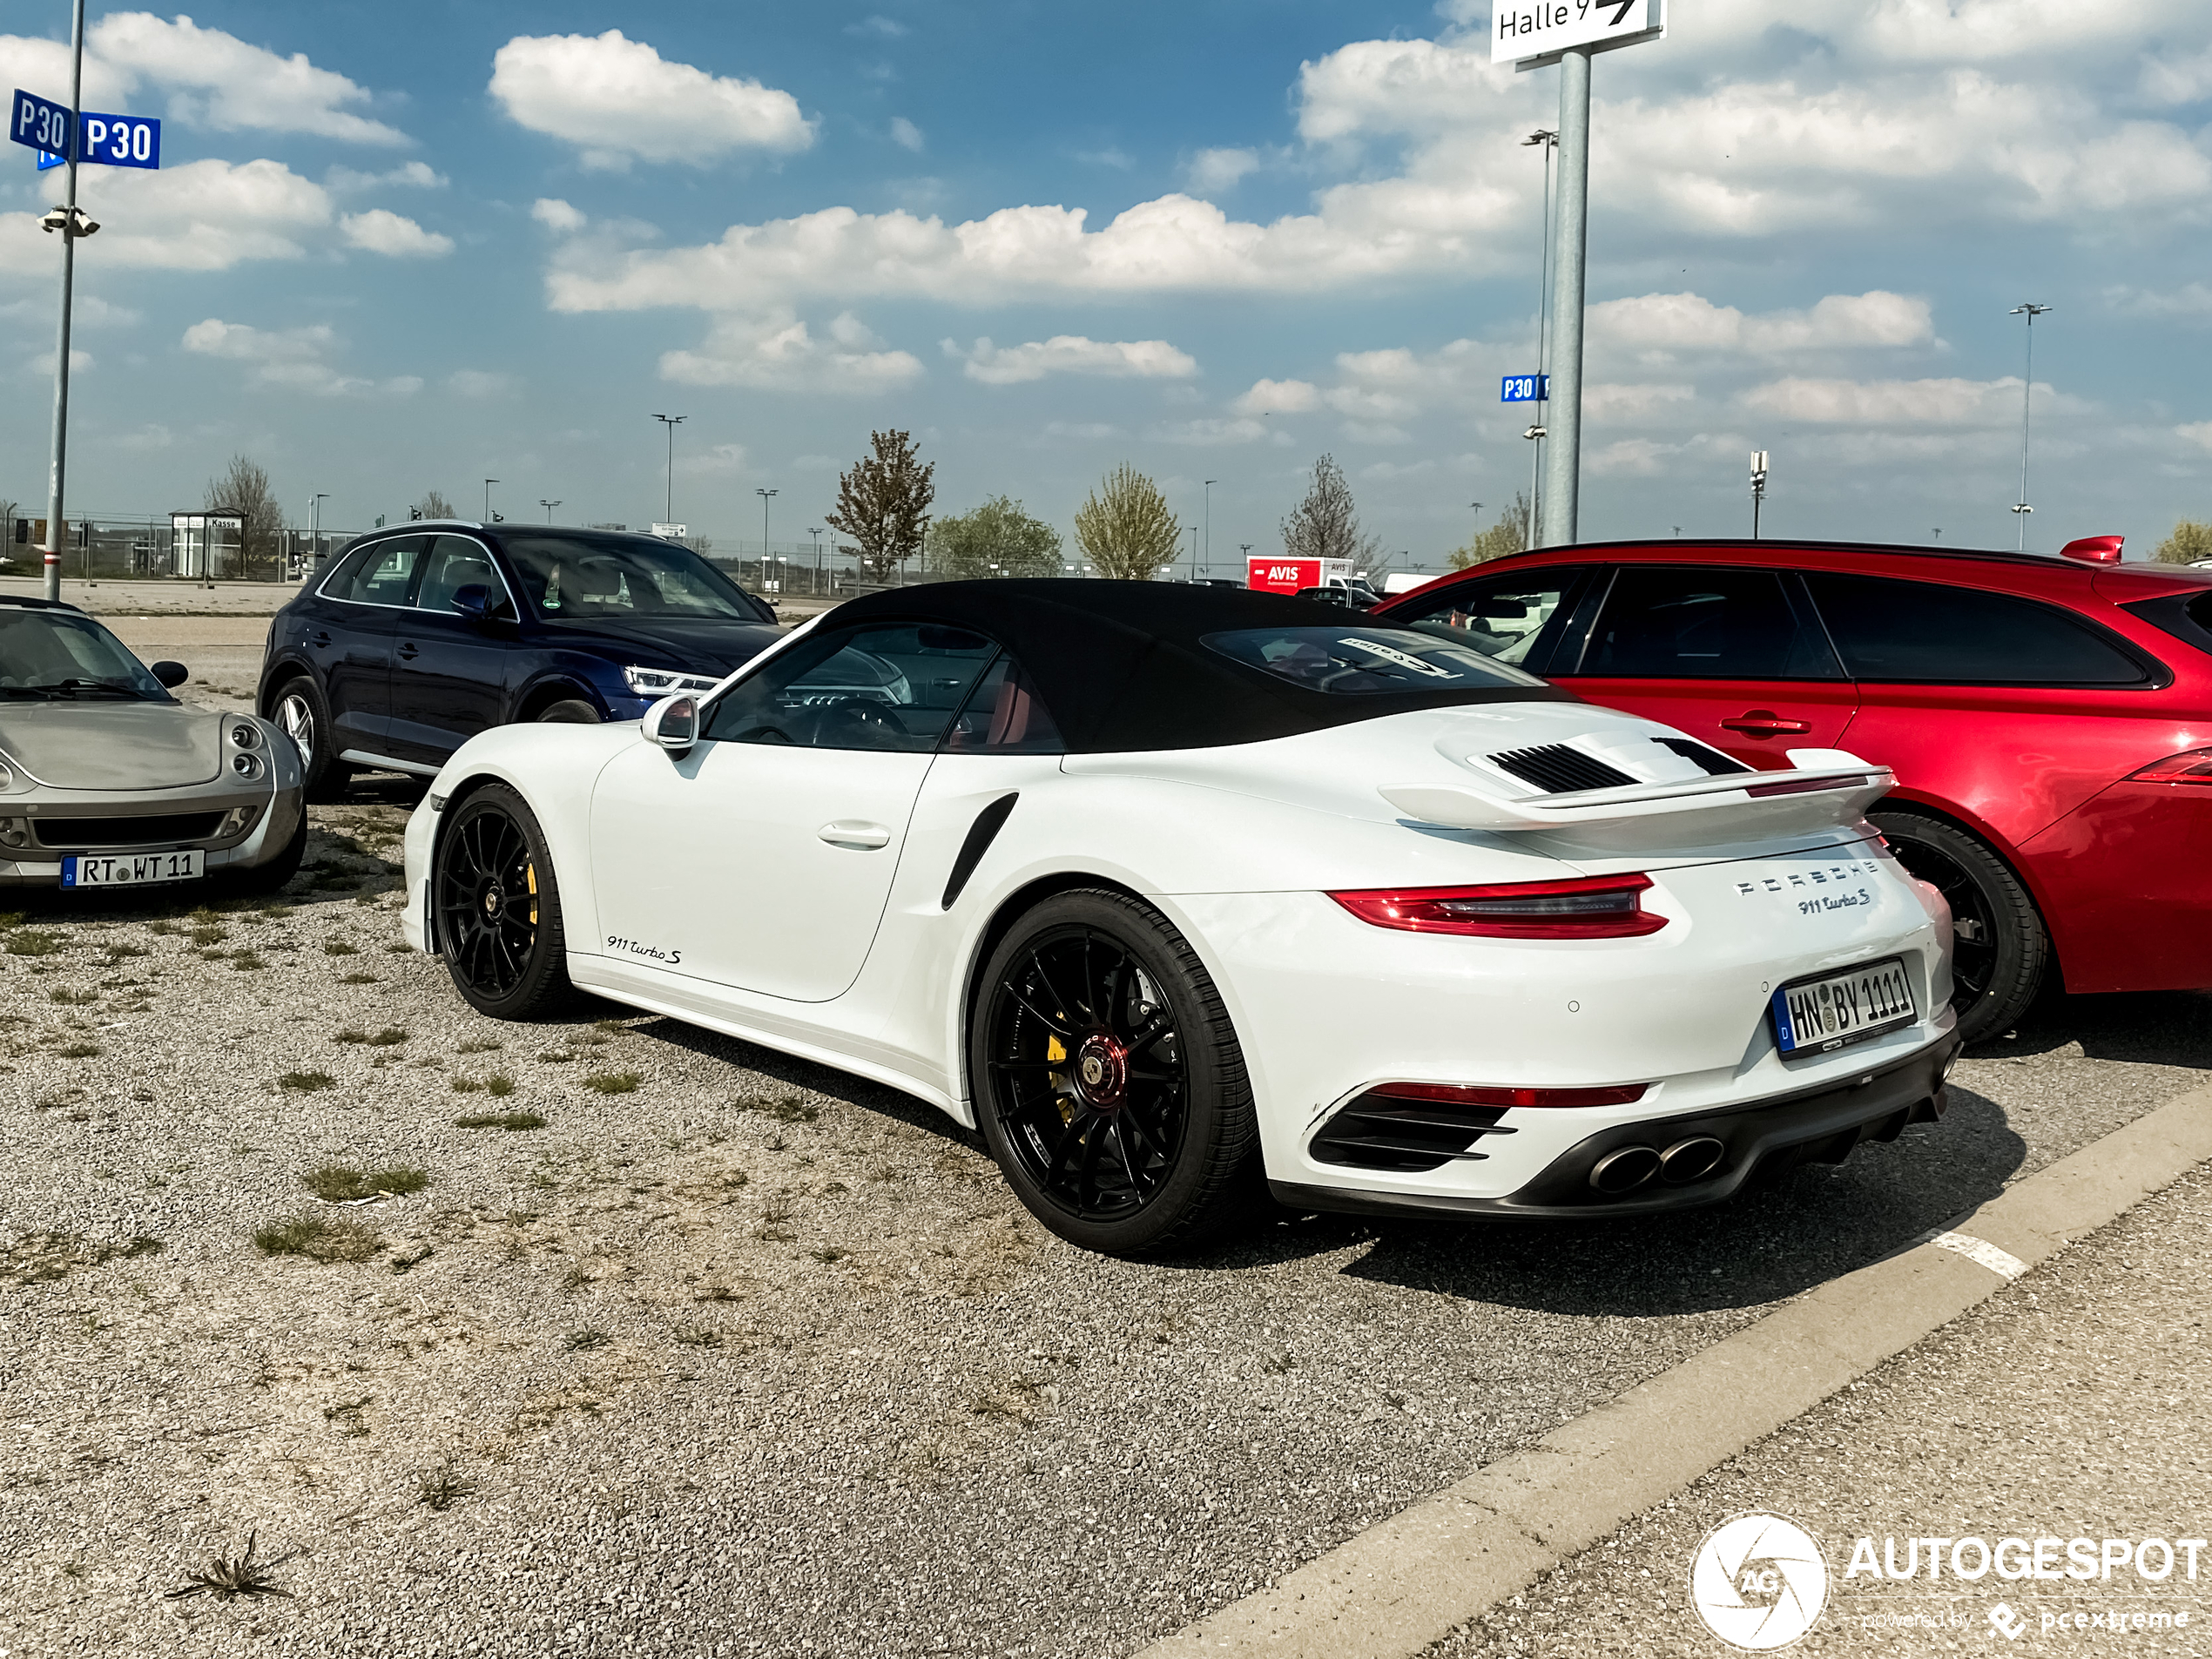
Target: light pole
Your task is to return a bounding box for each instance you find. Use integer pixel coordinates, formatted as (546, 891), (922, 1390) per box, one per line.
(1750, 452), (1769, 539)
(2009, 302), (2052, 550)
(756, 487), (777, 590)
(482, 479), (499, 522)
(41, 0), (95, 603)
(808, 526), (822, 596)
(1538, 51), (1591, 549)
(540, 498), (561, 523)
(1522, 127), (1557, 549)
(1203, 478), (1217, 578)
(652, 414), (685, 524)
(1238, 542), (1252, 588)
(308, 492), (328, 577)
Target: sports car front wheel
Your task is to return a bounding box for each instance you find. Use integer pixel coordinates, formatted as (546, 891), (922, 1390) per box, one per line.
(435, 785), (574, 1020)
(971, 889), (1259, 1257)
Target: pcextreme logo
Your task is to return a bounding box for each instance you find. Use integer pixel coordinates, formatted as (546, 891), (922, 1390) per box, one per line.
(1690, 1513), (1831, 1651)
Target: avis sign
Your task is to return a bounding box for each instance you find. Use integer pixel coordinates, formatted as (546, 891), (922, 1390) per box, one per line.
(1492, 0), (1666, 67)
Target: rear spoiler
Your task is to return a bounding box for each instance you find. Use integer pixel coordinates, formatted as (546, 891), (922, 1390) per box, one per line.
(1380, 760), (1892, 837)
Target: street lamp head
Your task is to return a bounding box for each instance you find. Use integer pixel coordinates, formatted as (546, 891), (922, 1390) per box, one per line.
(2009, 302), (2054, 319)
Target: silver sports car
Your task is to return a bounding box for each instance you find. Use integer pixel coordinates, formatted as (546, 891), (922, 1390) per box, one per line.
(0, 597), (306, 893)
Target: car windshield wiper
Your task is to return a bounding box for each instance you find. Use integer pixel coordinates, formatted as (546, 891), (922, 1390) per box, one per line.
(20, 678), (150, 699)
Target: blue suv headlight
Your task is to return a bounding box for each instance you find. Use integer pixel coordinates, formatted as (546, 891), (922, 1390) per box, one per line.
(623, 664), (721, 697)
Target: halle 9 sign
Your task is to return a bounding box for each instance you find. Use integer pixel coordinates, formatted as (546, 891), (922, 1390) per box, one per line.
(1492, 0), (1665, 67)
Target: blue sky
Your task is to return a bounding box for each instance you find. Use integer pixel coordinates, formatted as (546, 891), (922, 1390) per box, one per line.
(2, 1), (2210, 573)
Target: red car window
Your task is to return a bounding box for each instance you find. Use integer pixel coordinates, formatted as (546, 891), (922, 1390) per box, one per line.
(1582, 566), (1843, 681)
(1804, 572), (2155, 686)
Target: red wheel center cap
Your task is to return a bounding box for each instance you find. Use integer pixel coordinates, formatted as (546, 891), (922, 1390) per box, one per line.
(1074, 1034), (1129, 1109)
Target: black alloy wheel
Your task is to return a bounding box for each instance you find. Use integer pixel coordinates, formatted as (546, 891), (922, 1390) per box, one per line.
(1871, 810), (2047, 1046)
(435, 784), (573, 1019)
(271, 676), (350, 802)
(971, 889), (1258, 1256)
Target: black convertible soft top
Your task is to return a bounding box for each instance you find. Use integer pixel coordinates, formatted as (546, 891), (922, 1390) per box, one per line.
(826, 579), (1573, 753)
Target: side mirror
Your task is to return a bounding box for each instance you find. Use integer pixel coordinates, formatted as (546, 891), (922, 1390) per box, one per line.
(643, 693), (698, 754)
(149, 660), (188, 688)
(450, 583), (492, 622)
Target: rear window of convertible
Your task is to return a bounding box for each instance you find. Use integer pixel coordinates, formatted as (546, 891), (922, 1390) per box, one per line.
(1202, 627), (1547, 694)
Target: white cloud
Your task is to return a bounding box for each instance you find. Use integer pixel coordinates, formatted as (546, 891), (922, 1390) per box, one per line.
(1039, 421), (1124, 441)
(26, 347), (96, 376)
(1233, 379), (1323, 415)
(1590, 292), (1935, 356)
(0, 159), (331, 274)
(947, 334), (1197, 385)
(87, 12), (408, 145)
(1186, 147), (1260, 192)
(675, 442), (750, 475)
(890, 117), (924, 153)
(489, 31), (814, 170)
(181, 316), (416, 398)
(1149, 417), (1291, 447)
(846, 16), (911, 37)
(340, 209), (453, 258)
(327, 161), (447, 192)
(2107, 283), (2212, 319)
(2179, 422), (2212, 456)
(658, 309), (922, 394)
(532, 198), (588, 234)
(1740, 375), (2071, 427)
(1584, 383), (1697, 421)
(445, 370), (515, 399)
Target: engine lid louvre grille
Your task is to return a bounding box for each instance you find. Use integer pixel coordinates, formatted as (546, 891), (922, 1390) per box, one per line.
(1487, 744), (1639, 795)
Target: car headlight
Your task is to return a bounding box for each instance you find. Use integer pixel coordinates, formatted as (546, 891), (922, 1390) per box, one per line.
(623, 664), (720, 698)
(231, 752), (264, 780)
(0, 816), (27, 848)
(0, 761), (11, 791)
(218, 806), (258, 837)
(229, 722), (261, 750)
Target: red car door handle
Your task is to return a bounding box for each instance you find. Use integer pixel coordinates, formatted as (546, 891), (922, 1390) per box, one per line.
(1721, 711), (1812, 736)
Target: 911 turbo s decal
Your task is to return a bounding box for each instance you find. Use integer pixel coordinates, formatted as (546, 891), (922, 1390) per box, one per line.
(607, 934), (682, 966)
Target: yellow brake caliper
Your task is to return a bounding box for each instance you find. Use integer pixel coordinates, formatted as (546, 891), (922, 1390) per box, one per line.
(1046, 1033), (1073, 1123)
(525, 862), (539, 927)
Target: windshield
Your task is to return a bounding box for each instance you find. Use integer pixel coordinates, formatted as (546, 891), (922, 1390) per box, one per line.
(0, 608), (168, 699)
(1203, 626), (1547, 694)
(500, 534), (771, 624)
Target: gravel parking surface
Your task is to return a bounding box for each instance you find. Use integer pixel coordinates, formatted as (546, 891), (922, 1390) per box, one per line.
(2, 772), (2207, 1655)
(1421, 1166), (2212, 1658)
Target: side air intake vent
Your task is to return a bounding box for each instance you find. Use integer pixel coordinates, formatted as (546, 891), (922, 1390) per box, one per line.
(1310, 1090), (1517, 1173)
(1487, 744), (1638, 795)
(1655, 737), (1753, 776)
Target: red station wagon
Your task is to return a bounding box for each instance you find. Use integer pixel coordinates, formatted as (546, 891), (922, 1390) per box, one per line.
(1377, 536), (2212, 1043)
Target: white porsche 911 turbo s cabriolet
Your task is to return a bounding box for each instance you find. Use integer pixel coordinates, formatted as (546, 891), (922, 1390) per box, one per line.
(401, 581), (1959, 1255)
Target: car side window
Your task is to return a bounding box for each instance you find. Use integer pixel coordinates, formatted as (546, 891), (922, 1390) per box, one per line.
(413, 536), (510, 615)
(941, 653), (1064, 753)
(326, 536), (427, 606)
(1804, 573), (2154, 686)
(1391, 567), (1588, 672)
(702, 623), (1000, 752)
(1582, 566), (1843, 680)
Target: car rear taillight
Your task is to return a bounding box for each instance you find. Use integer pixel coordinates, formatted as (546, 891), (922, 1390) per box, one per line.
(1327, 873), (1667, 938)
(1369, 1080), (1649, 1109)
(2128, 748), (2212, 785)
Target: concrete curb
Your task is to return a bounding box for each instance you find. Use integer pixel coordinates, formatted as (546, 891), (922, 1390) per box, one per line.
(1132, 1083), (2212, 1659)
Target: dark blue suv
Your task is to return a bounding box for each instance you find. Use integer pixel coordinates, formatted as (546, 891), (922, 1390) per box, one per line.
(259, 523), (781, 797)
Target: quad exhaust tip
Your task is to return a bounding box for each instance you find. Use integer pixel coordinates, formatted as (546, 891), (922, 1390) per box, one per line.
(1589, 1135), (1729, 1195)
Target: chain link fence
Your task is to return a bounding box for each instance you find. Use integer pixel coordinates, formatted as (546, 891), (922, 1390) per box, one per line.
(0, 511), (364, 584)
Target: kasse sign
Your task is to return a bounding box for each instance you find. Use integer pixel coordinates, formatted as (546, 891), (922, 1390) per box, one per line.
(1492, 0), (1666, 67)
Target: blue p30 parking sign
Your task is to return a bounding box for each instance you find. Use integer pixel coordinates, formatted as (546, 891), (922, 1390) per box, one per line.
(11, 88), (160, 170)
(1501, 374), (1550, 403)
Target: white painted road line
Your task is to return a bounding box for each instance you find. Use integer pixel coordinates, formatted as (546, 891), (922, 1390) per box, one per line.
(1918, 1228), (2027, 1279)
(1130, 1082), (2212, 1659)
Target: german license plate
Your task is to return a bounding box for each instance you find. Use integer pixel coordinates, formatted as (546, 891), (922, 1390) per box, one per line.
(1771, 956), (1917, 1057)
(62, 850), (205, 888)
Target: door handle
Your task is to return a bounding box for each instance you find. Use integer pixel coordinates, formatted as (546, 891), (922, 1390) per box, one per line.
(395, 642), (421, 661)
(819, 820), (891, 850)
(1721, 710), (1812, 736)
(309, 631), (332, 648)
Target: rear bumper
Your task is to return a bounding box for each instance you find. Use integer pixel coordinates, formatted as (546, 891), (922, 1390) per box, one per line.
(1269, 1028), (1963, 1221)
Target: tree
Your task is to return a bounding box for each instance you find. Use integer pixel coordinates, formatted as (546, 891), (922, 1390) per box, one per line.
(826, 429), (934, 581)
(1073, 465), (1183, 580)
(413, 489), (456, 521)
(2154, 520), (2212, 564)
(1280, 454), (1380, 567)
(205, 454), (283, 575)
(1448, 494), (1533, 570)
(927, 496), (1062, 579)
